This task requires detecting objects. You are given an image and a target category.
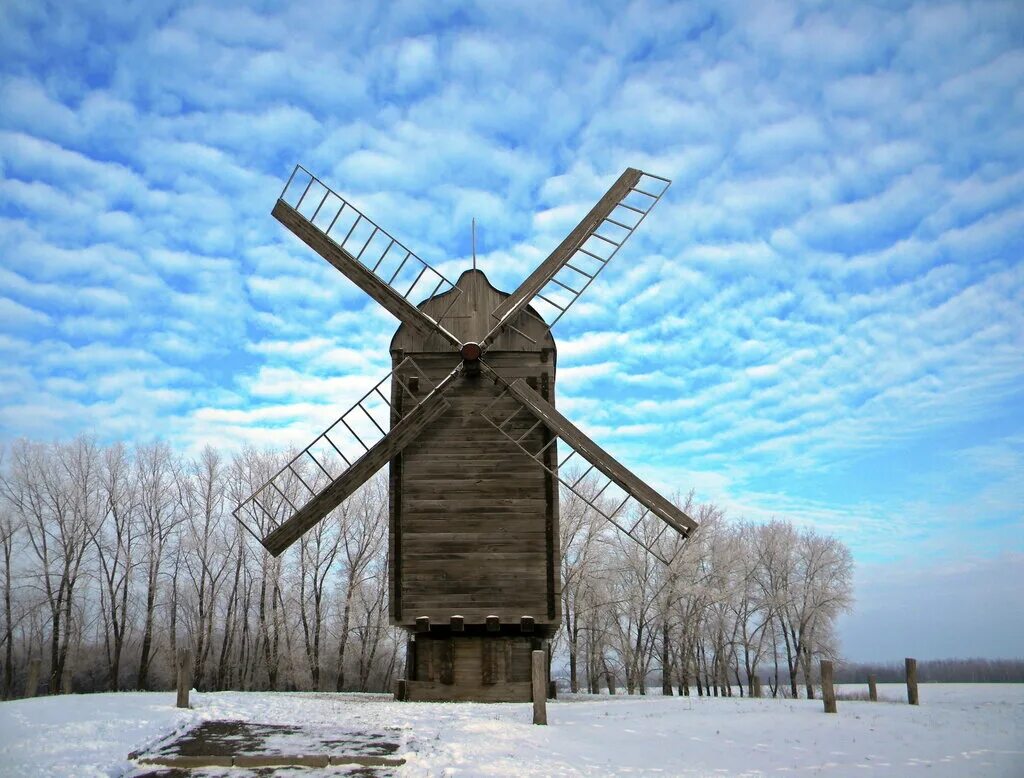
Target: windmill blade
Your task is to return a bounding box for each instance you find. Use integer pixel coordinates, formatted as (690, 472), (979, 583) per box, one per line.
(274, 165), (463, 350)
(481, 168), (671, 350)
(234, 357), (457, 557)
(480, 373), (696, 565)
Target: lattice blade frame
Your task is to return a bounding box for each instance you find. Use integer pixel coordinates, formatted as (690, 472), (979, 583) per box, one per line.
(479, 370), (696, 565)
(481, 168), (671, 349)
(276, 164), (465, 348)
(233, 356), (454, 554)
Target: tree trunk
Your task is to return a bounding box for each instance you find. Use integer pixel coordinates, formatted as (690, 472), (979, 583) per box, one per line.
(137, 563), (158, 690)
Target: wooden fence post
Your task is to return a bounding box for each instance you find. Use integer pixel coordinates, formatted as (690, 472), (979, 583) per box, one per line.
(752, 676), (762, 698)
(868, 674), (877, 702)
(820, 660), (837, 714)
(532, 650), (547, 725)
(25, 657), (41, 698)
(905, 657), (918, 705)
(176, 647), (192, 709)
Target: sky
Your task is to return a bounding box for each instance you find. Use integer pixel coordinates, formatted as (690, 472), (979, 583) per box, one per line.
(0, 0), (1022, 662)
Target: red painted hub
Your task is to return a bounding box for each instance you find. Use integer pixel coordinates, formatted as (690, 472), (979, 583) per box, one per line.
(460, 341), (482, 361)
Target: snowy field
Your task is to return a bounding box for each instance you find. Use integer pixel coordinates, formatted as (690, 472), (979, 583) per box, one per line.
(1, 684), (1022, 776)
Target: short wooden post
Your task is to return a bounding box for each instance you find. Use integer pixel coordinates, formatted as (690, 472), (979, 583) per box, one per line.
(752, 675), (762, 698)
(868, 674), (878, 702)
(486, 615), (500, 632)
(395, 679), (407, 701)
(25, 657), (41, 698)
(905, 657), (918, 705)
(820, 660), (836, 714)
(449, 615), (464, 632)
(176, 647), (192, 709)
(415, 616), (430, 633)
(531, 650), (547, 725)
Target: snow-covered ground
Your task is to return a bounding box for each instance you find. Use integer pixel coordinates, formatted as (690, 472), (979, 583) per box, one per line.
(1, 684), (1022, 776)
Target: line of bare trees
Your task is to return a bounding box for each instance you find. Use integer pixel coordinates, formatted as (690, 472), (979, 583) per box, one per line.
(0, 436), (853, 700)
(0, 437), (396, 696)
(557, 476), (855, 698)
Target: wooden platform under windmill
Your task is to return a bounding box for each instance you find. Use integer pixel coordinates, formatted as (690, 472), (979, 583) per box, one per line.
(233, 164), (698, 702)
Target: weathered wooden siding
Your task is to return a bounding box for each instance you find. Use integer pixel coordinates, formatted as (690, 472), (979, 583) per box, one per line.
(389, 270), (561, 627)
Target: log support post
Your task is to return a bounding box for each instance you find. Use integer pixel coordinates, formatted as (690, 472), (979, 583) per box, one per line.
(415, 616), (430, 634)
(821, 660), (837, 714)
(486, 615), (500, 632)
(450, 615), (464, 632)
(868, 674), (878, 702)
(905, 657), (918, 705)
(532, 650), (547, 725)
(405, 639), (416, 682)
(176, 647), (192, 709)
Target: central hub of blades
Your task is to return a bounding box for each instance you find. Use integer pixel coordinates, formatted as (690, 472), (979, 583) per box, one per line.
(460, 341), (482, 361)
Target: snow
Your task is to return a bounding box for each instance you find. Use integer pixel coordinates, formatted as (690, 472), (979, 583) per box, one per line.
(1, 684), (1022, 776)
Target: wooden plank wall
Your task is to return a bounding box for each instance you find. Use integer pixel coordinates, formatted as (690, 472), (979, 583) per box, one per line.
(389, 270), (561, 627)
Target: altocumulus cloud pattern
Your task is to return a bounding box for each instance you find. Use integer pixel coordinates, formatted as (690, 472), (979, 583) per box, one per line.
(0, 0), (1021, 657)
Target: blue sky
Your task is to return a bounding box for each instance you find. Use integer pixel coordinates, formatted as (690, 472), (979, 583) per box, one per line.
(1, 0), (1021, 660)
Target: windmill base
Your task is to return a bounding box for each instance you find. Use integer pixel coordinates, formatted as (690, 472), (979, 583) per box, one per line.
(397, 630), (550, 703)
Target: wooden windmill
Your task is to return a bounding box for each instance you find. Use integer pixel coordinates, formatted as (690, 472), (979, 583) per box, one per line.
(234, 165), (698, 702)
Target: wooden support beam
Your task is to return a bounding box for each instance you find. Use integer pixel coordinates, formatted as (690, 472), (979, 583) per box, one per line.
(486, 615), (500, 632)
(439, 640), (455, 685)
(176, 647), (192, 709)
(273, 200), (459, 348)
(906, 657), (919, 705)
(415, 616), (431, 633)
(261, 393), (450, 556)
(505, 378), (697, 536)
(450, 615), (464, 632)
(821, 660), (837, 714)
(405, 640), (416, 681)
(520, 615), (535, 633)
(482, 641), (496, 685)
(532, 650), (547, 725)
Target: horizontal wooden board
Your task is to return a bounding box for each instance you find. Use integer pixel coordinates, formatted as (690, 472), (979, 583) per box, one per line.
(404, 680), (532, 703)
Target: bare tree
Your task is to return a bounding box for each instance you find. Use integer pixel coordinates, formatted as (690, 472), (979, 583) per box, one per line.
(94, 442), (138, 691)
(179, 446), (230, 689)
(135, 441), (181, 689)
(297, 499), (340, 690)
(0, 446), (23, 699)
(334, 473), (387, 692)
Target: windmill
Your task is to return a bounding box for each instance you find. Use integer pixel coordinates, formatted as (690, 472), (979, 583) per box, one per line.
(234, 165), (699, 702)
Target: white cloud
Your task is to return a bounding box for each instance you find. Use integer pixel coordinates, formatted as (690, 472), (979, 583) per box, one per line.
(0, 0), (1021, 659)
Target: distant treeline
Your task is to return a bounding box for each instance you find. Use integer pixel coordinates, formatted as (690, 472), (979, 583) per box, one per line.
(834, 658), (1024, 684)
